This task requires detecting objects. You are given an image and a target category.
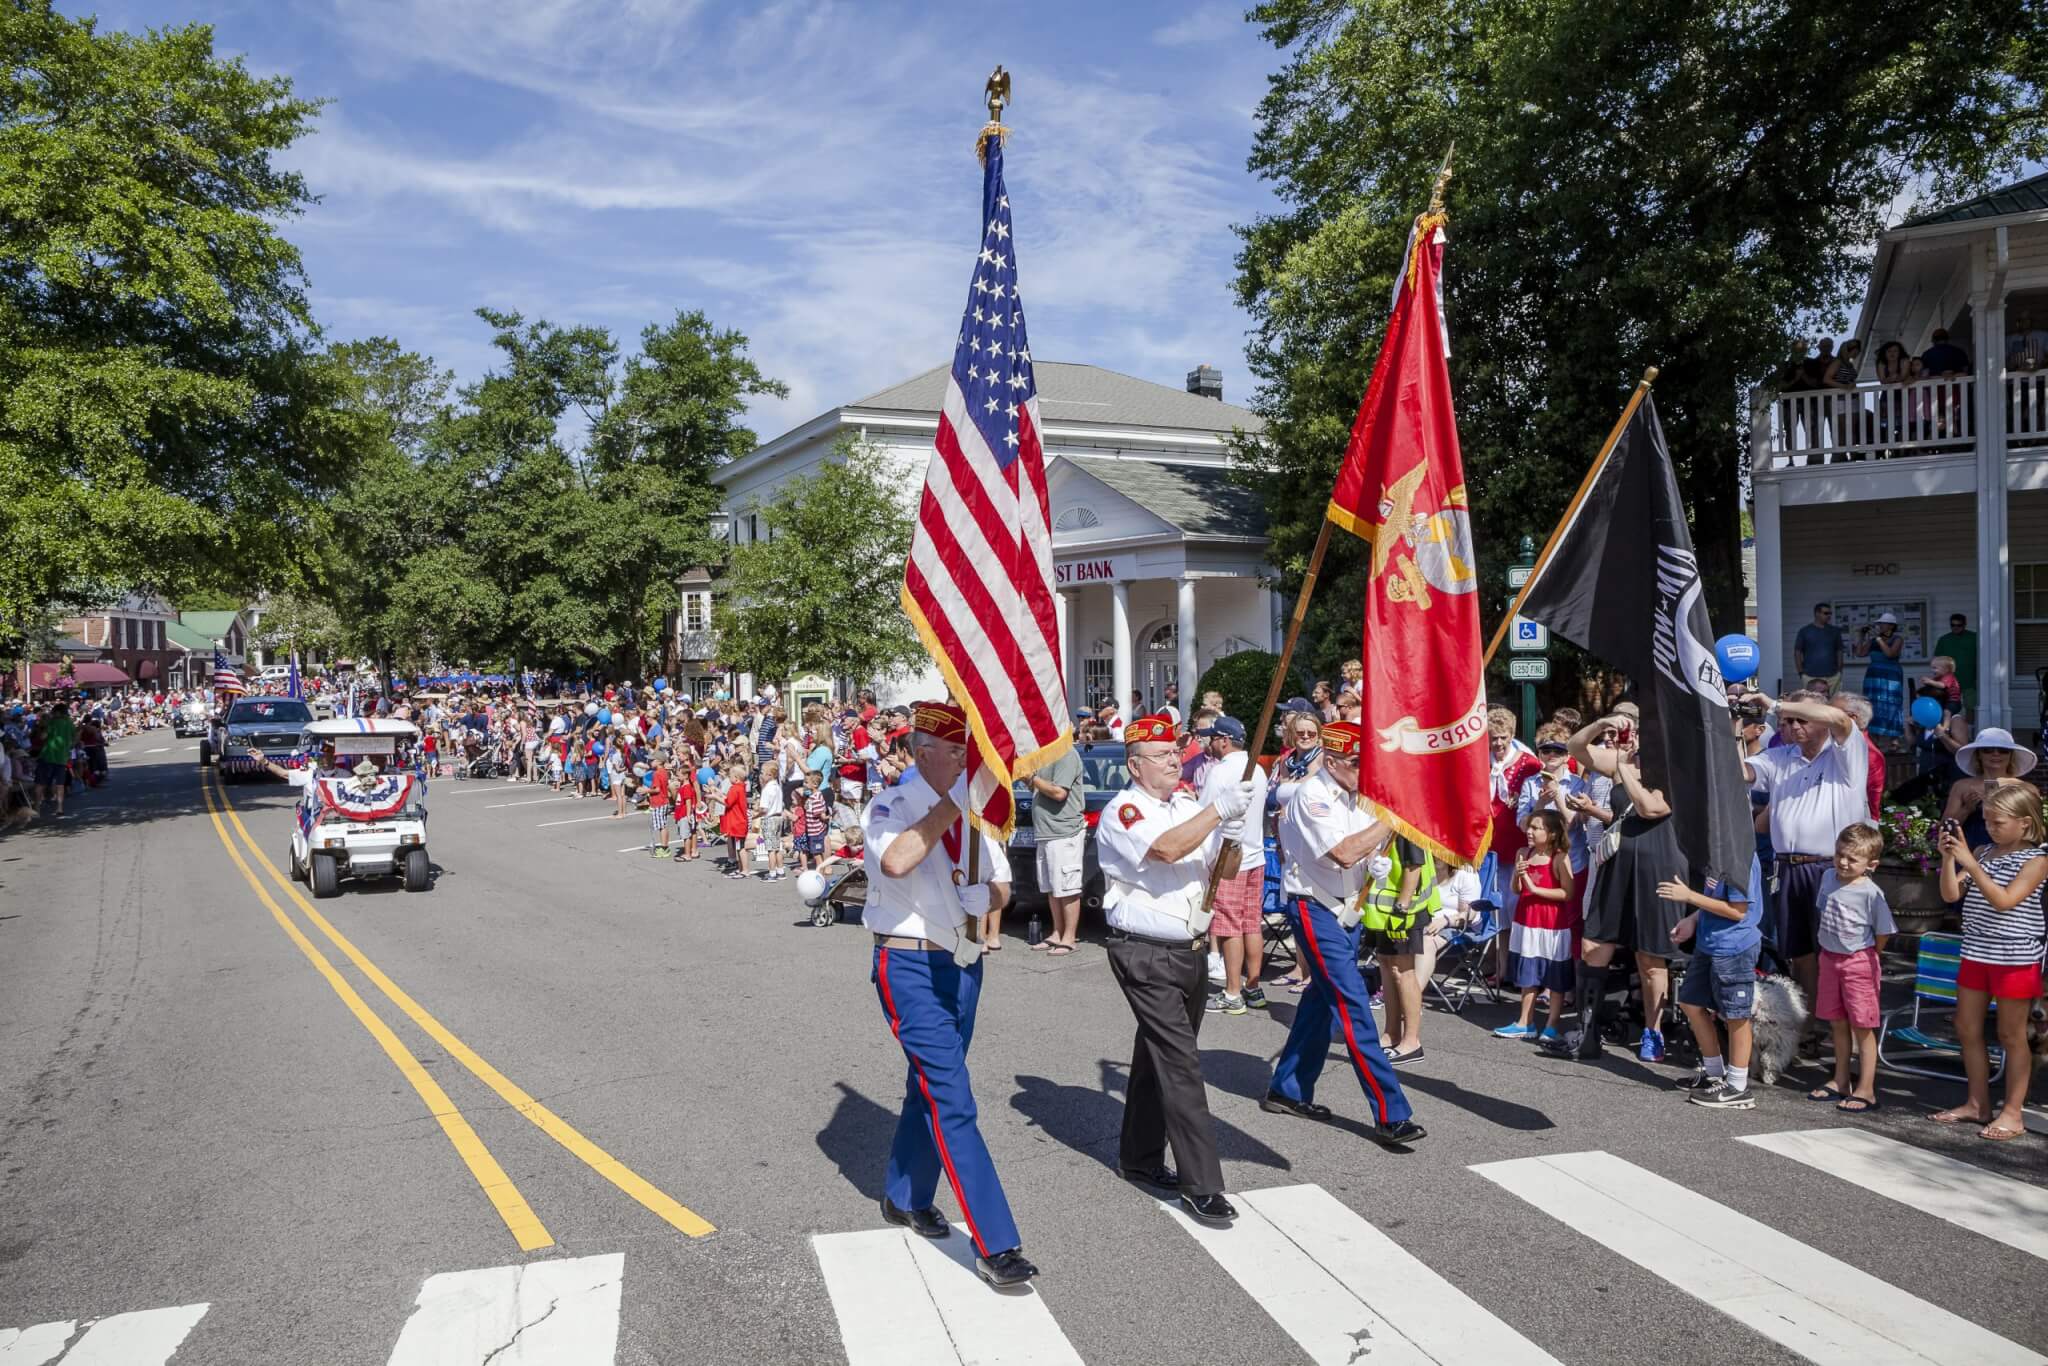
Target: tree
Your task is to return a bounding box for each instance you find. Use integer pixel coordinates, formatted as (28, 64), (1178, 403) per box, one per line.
(249, 589), (342, 665)
(713, 438), (924, 688)
(1234, 0), (2047, 682)
(0, 3), (373, 623)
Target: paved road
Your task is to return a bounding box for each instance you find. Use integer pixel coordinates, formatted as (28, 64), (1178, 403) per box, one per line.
(3, 740), (2045, 1365)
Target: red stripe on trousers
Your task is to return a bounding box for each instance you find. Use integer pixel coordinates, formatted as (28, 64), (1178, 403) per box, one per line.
(1296, 899), (1393, 1124)
(876, 948), (991, 1257)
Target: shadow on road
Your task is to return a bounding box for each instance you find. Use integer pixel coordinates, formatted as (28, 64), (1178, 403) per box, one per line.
(1010, 1062), (1292, 1174)
(816, 1081), (900, 1201)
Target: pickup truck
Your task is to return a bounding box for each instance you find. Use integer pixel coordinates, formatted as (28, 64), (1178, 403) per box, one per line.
(202, 697), (316, 778)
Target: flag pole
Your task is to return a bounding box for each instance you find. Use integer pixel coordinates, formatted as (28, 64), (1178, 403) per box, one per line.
(1482, 366), (1659, 667)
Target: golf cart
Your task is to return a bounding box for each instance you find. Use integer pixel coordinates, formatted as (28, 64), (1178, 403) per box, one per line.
(287, 719), (432, 897)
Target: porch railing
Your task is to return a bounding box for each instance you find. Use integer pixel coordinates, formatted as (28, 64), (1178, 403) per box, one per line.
(1758, 372), (2048, 469)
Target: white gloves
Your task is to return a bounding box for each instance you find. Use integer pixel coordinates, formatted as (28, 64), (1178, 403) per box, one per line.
(1366, 854), (1394, 883)
(1210, 780), (1256, 824)
(956, 883), (991, 920)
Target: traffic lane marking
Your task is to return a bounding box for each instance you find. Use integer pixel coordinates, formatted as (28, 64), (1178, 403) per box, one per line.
(210, 777), (715, 1239)
(35, 1304), (208, 1366)
(386, 1253), (623, 1365)
(485, 797), (575, 809)
(814, 1226), (1081, 1366)
(536, 815), (619, 828)
(199, 780), (554, 1252)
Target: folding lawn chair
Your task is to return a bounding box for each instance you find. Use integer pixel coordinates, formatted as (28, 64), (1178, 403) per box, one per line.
(1426, 901), (1504, 1013)
(1877, 931), (2004, 1084)
(1258, 836), (1297, 972)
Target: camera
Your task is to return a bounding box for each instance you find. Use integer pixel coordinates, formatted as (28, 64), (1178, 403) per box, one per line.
(1733, 696), (1769, 723)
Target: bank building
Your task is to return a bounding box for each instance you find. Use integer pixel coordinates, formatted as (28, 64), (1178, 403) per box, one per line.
(708, 362), (1280, 712)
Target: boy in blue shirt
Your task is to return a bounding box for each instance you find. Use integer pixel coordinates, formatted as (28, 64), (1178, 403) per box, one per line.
(1657, 853), (1766, 1109)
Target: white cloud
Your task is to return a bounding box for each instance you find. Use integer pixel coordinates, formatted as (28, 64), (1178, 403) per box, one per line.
(1151, 3), (1244, 47)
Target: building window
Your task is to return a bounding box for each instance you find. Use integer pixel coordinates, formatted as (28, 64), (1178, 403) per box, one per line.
(748, 514), (759, 543)
(2016, 562), (2048, 678)
(155, 620), (165, 650)
(1082, 657), (1113, 707)
(685, 592), (706, 631)
(1054, 506), (1100, 531)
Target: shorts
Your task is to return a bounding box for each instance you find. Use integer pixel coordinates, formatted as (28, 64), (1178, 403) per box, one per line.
(1368, 910), (1433, 957)
(1677, 942), (1760, 1020)
(794, 833), (826, 857)
(1957, 957), (2045, 999)
(1209, 863), (1266, 937)
(1035, 832), (1085, 899)
(1767, 858), (1827, 960)
(649, 806), (671, 836)
(33, 760), (68, 787)
(1816, 946), (1882, 1027)
(758, 813), (786, 843)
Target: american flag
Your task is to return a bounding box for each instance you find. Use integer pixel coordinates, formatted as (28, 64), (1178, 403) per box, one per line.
(901, 132), (1070, 840)
(212, 649), (245, 695)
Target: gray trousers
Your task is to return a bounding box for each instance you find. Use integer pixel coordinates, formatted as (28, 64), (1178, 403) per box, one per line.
(1106, 935), (1225, 1196)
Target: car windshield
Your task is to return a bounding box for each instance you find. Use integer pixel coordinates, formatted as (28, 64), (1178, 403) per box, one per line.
(1081, 751), (1129, 793)
(226, 699), (312, 725)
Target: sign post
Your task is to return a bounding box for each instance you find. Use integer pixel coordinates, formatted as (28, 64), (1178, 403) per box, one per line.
(1508, 536), (1542, 738)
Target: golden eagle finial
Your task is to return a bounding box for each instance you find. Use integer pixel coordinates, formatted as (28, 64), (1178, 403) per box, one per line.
(985, 65), (1011, 124)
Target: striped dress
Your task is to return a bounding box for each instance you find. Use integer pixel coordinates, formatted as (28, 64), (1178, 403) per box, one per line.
(1504, 854), (1578, 991)
(1959, 844), (2048, 970)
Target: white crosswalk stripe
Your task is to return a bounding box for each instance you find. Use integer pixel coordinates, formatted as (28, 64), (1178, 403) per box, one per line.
(1474, 1149), (2046, 1366)
(384, 1253), (623, 1365)
(1742, 1127), (2048, 1261)
(813, 1225), (1083, 1366)
(1166, 1183), (1559, 1365)
(0, 1305), (208, 1366)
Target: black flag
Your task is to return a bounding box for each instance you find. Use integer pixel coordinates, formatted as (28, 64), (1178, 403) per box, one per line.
(1516, 393), (1752, 895)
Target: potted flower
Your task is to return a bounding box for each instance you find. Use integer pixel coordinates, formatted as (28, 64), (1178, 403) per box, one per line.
(1873, 794), (1951, 935)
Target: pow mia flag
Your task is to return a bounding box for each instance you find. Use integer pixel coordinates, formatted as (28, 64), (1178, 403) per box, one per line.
(1515, 393), (1752, 896)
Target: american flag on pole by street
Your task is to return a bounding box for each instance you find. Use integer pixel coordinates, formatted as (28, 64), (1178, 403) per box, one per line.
(900, 126), (1071, 840)
(212, 649), (245, 695)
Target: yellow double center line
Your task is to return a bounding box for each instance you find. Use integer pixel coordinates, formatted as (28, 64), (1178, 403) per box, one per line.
(203, 773), (714, 1246)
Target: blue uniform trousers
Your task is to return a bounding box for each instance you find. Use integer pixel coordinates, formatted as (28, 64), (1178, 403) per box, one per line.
(871, 945), (1021, 1258)
(1270, 896), (1413, 1126)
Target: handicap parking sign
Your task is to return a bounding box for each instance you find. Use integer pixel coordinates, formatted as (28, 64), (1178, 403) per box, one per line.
(1510, 615), (1549, 652)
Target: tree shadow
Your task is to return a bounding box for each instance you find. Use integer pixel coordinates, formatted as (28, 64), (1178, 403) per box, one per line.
(816, 1081), (900, 1201)
(1010, 1060), (1292, 1173)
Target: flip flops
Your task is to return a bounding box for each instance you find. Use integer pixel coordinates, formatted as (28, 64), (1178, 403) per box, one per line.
(1979, 1120), (2027, 1142)
(1836, 1096), (1880, 1114)
(1929, 1106), (1993, 1125)
(1806, 1084), (1844, 1103)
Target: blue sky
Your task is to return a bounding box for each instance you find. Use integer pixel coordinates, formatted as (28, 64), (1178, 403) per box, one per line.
(76, 1), (1283, 441)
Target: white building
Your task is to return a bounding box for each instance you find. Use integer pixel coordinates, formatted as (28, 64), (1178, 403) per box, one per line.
(714, 362), (1278, 711)
(1751, 170), (2048, 736)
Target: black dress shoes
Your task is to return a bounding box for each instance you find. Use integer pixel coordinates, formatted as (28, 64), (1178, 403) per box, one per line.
(1370, 1119), (1427, 1147)
(1117, 1165), (1180, 1191)
(975, 1247), (1040, 1287)
(1179, 1192), (1238, 1226)
(1260, 1091), (1334, 1121)
(880, 1195), (950, 1239)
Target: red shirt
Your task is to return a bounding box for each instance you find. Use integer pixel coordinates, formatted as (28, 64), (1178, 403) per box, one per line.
(674, 777), (697, 817)
(1863, 733), (1886, 821)
(648, 767), (671, 808)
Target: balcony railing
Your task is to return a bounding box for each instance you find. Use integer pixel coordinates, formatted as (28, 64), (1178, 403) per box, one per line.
(1758, 372), (2048, 469)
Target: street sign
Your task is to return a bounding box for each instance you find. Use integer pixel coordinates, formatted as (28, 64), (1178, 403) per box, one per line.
(1509, 615), (1549, 652)
(1507, 565), (1533, 589)
(1508, 657), (1550, 682)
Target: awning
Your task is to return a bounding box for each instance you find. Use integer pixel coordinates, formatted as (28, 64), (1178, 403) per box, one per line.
(29, 662), (132, 689)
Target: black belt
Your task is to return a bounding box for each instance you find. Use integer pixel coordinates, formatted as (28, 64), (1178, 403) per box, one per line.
(1777, 853), (1830, 865)
(1106, 927), (1203, 951)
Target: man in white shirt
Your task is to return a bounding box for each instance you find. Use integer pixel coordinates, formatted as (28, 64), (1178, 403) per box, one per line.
(1263, 721), (1426, 1147)
(859, 702), (1034, 1288)
(1741, 690), (1870, 1005)
(1195, 716), (1270, 1012)
(1095, 714), (1253, 1228)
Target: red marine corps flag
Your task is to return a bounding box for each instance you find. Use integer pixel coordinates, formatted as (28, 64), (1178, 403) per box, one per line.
(900, 82), (1071, 841)
(1323, 194), (1490, 866)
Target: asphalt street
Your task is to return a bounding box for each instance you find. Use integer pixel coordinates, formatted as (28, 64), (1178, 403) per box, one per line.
(3, 740), (2045, 1365)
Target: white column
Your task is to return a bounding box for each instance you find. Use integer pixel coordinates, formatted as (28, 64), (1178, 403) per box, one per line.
(739, 671), (755, 701)
(1753, 479), (1785, 693)
(1974, 286), (2009, 728)
(1054, 589), (1074, 714)
(1110, 579), (1133, 723)
(1176, 577), (1199, 708)
(1268, 584), (1285, 655)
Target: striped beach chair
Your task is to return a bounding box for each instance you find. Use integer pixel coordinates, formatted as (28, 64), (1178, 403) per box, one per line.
(1876, 931), (2004, 1083)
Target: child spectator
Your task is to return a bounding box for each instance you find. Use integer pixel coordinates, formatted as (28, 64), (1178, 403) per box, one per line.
(755, 759), (787, 881)
(1936, 783), (2047, 1140)
(1925, 655), (1964, 713)
(1494, 809), (1576, 1042)
(547, 742), (565, 790)
(1809, 824), (1895, 1114)
(795, 770), (829, 871)
(1659, 849), (1767, 1108)
(719, 761), (751, 878)
(672, 758), (701, 863)
(645, 757), (673, 859)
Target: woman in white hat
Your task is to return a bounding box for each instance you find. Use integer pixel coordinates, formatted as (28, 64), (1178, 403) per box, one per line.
(1853, 611), (1906, 745)
(1944, 727), (2039, 847)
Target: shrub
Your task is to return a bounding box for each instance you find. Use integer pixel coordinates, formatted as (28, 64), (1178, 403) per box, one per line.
(1197, 650), (1307, 752)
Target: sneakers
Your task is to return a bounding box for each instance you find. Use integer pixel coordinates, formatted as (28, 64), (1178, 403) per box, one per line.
(1674, 1070), (1721, 1092)
(1206, 993), (1247, 1015)
(1242, 984), (1269, 1010)
(1638, 1028), (1666, 1063)
(1491, 1022), (1538, 1039)
(1534, 1027), (1562, 1045)
(1688, 1079), (1756, 1109)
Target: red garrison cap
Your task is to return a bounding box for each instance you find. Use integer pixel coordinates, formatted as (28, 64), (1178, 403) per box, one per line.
(912, 701), (968, 743)
(1122, 713), (1177, 746)
(1321, 720), (1363, 757)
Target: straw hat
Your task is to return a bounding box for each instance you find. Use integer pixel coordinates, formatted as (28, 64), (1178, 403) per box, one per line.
(1955, 727), (2037, 779)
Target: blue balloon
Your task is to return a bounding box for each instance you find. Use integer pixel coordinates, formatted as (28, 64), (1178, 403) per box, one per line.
(653, 678), (668, 692)
(1911, 696), (1944, 730)
(598, 708), (612, 725)
(1714, 633), (1760, 684)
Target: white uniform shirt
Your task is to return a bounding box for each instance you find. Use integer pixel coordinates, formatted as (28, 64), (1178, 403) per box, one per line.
(1748, 726), (1872, 856)
(1096, 783), (1215, 940)
(860, 768), (1003, 944)
(1197, 749), (1268, 860)
(1278, 769), (1381, 907)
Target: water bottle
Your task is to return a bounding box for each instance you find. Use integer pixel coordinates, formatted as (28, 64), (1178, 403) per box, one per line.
(1026, 912), (1043, 947)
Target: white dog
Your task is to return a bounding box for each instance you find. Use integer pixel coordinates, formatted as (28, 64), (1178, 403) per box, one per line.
(1747, 974), (1810, 1086)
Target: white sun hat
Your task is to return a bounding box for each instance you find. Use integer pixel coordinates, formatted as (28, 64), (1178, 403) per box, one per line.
(1955, 727), (2038, 779)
